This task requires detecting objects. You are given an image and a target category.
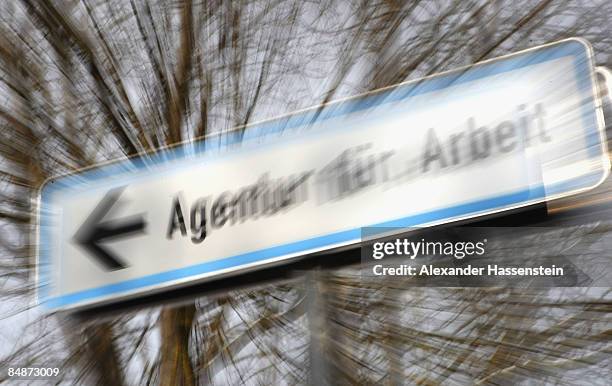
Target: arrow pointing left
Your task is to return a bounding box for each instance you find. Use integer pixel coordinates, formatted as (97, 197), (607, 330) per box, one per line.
(73, 187), (147, 270)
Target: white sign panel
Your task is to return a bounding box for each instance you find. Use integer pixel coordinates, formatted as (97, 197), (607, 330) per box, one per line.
(37, 39), (609, 310)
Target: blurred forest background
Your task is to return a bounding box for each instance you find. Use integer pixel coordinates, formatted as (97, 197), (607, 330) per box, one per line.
(0, 0), (611, 385)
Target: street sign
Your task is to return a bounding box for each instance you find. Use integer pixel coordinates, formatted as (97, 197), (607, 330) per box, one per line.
(37, 38), (610, 310)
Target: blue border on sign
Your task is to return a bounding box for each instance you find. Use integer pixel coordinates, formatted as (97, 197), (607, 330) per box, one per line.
(39, 39), (605, 309)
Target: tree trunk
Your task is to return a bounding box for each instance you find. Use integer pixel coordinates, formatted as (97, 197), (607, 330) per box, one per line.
(159, 303), (197, 386)
(83, 323), (125, 386)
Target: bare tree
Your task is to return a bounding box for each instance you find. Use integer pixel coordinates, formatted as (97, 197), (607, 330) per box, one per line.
(1, 0), (612, 385)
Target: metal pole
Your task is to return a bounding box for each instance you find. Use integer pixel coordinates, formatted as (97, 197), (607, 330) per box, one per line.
(305, 269), (329, 386)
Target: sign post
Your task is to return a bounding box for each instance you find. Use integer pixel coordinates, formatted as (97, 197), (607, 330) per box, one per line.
(37, 38), (609, 310)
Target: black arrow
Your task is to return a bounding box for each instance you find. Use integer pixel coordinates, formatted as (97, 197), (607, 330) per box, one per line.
(73, 187), (146, 270)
